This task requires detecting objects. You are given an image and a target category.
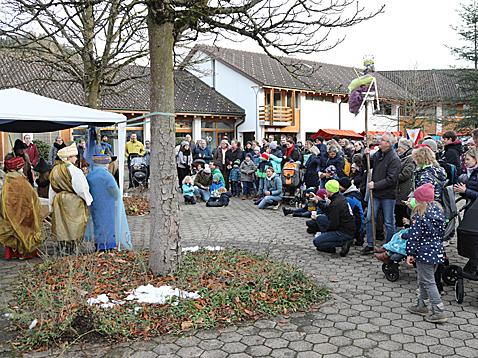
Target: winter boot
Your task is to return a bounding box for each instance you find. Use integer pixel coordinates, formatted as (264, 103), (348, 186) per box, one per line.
(282, 207), (292, 216)
(340, 240), (353, 257)
(407, 300), (429, 317)
(425, 304), (448, 323)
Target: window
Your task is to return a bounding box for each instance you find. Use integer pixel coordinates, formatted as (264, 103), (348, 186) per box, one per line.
(274, 92), (281, 107)
(201, 121), (234, 149)
(442, 105), (458, 118)
(286, 92), (292, 107)
(377, 103), (392, 116)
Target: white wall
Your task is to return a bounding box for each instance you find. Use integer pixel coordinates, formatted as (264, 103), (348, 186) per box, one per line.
(190, 51), (262, 142)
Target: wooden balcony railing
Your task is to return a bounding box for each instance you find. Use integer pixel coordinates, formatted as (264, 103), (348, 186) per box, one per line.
(259, 105), (294, 125)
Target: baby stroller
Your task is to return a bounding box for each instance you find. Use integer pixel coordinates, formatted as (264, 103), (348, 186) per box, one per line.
(381, 186), (458, 284)
(441, 198), (478, 304)
(130, 155), (148, 188)
(281, 161), (301, 206)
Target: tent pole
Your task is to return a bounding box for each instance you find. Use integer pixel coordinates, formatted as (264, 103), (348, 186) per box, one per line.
(365, 102), (376, 248)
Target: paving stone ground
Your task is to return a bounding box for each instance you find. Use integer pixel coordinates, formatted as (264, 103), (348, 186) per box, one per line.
(2, 198), (478, 357)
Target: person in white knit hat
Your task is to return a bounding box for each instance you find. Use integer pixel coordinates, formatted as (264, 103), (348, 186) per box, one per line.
(49, 143), (93, 254)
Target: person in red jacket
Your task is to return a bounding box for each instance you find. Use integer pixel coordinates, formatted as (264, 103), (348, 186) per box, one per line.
(23, 134), (39, 166)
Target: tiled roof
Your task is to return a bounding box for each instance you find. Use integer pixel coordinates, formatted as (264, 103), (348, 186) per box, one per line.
(379, 69), (464, 102)
(0, 52), (245, 116)
(191, 45), (411, 100)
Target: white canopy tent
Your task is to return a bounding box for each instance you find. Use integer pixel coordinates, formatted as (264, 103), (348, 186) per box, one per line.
(0, 88), (127, 194)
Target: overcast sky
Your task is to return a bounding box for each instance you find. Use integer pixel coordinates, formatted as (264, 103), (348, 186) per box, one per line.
(205, 0), (466, 71)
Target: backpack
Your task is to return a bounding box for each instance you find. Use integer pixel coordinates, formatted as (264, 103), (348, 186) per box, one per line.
(343, 157), (351, 177)
(438, 159), (459, 186)
(282, 162), (300, 187)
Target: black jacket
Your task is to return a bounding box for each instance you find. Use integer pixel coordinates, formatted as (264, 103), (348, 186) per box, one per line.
(304, 154), (321, 188)
(371, 148), (401, 199)
(443, 140), (463, 176)
(317, 193), (355, 237)
(225, 148), (243, 167)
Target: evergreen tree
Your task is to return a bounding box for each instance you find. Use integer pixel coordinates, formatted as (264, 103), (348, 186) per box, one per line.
(450, 1), (478, 129)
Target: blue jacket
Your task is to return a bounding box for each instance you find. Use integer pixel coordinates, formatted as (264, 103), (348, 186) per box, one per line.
(316, 143), (328, 164)
(343, 185), (364, 234)
(463, 167), (478, 203)
(322, 154), (345, 177)
(263, 174), (282, 197)
(414, 165), (447, 202)
(210, 181), (225, 193)
(304, 154), (321, 188)
(406, 203), (445, 264)
(229, 166), (241, 182)
(182, 183), (195, 197)
(193, 146), (212, 161)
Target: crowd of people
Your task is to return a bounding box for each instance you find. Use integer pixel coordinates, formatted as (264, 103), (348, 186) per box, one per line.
(176, 129), (478, 323)
(0, 133), (131, 259)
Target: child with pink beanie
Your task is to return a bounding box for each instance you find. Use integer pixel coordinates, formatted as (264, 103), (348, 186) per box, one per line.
(406, 183), (447, 323)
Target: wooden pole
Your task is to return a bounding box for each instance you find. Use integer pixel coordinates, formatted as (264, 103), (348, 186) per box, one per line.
(365, 102), (376, 248)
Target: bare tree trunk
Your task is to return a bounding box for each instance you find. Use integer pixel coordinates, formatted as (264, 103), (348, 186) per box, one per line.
(86, 78), (101, 108)
(147, 11), (181, 275)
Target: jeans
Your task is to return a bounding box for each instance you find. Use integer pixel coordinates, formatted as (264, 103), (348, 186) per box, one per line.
(366, 197), (396, 247)
(416, 262), (443, 310)
(258, 178), (266, 196)
(193, 187), (210, 202)
(313, 231), (353, 253)
(242, 181), (253, 195)
(258, 195), (282, 209)
(306, 215), (329, 234)
(389, 253), (406, 262)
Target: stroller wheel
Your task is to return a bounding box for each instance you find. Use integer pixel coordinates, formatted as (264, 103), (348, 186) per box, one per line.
(381, 263), (389, 274)
(455, 278), (465, 304)
(442, 265), (460, 286)
(385, 268), (400, 282)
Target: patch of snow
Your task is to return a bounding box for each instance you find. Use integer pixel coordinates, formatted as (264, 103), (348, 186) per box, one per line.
(182, 246), (223, 253)
(29, 319), (38, 330)
(87, 294), (125, 308)
(125, 284), (200, 304)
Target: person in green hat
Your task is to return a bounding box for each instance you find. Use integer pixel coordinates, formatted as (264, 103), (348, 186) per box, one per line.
(312, 179), (356, 257)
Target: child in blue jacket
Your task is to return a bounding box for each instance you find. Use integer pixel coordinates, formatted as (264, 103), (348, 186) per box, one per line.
(406, 183), (447, 323)
(182, 176), (196, 205)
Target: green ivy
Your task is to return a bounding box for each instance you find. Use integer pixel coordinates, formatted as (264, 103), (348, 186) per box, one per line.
(32, 139), (51, 160)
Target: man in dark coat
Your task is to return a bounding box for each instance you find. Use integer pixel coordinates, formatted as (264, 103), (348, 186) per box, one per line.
(442, 131), (463, 176)
(362, 133), (401, 254)
(224, 140), (243, 190)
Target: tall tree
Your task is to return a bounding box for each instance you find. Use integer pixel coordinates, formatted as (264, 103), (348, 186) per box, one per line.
(146, 0), (383, 275)
(450, 0), (478, 129)
(0, 0), (148, 108)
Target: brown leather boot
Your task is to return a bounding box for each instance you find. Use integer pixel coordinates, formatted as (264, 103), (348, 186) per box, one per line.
(374, 251), (390, 263)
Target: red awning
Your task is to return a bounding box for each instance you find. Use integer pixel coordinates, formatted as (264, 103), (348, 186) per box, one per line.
(360, 131), (403, 137)
(310, 129), (363, 140)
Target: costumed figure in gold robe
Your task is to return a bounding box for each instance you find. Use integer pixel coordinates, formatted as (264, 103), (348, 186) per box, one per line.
(49, 143), (93, 254)
(0, 156), (42, 259)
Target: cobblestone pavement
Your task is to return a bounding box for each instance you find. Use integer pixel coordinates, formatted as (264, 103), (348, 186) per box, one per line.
(2, 198), (478, 357)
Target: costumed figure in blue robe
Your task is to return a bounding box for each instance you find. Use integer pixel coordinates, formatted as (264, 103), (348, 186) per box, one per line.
(86, 154), (132, 251)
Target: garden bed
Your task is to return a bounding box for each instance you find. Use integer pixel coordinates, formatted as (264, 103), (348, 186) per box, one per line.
(123, 196), (150, 216)
(6, 249), (328, 351)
